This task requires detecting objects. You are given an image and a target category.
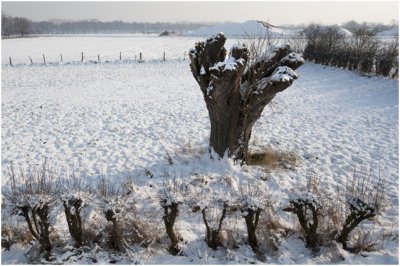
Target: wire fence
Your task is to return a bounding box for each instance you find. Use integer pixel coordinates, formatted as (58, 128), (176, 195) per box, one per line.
(4, 49), (189, 67)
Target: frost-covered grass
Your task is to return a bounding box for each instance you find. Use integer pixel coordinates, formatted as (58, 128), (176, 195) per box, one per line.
(1, 36), (399, 264)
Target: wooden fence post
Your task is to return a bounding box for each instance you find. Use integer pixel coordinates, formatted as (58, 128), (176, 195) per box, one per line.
(140, 52), (142, 60)
(43, 54), (46, 65)
(81, 52), (84, 62)
(98, 54), (100, 63)
(29, 56), (33, 65)
(60, 54), (63, 62)
(163, 52), (166, 61)
(119, 52), (122, 60)
(9, 57), (12, 66)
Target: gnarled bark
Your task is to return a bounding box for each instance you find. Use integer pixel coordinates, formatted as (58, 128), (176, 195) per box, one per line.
(338, 198), (376, 250)
(201, 203), (228, 249)
(104, 209), (123, 251)
(19, 203), (52, 254)
(284, 198), (319, 249)
(243, 208), (262, 250)
(63, 197), (84, 247)
(162, 201), (181, 255)
(189, 33), (304, 163)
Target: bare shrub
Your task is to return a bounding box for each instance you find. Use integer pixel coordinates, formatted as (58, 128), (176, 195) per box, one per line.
(159, 178), (186, 255)
(202, 202), (229, 249)
(300, 176), (345, 245)
(303, 23), (397, 78)
(62, 196), (85, 247)
(337, 198), (376, 250)
(284, 193), (320, 250)
(188, 175), (237, 249)
(337, 163), (387, 251)
(126, 216), (159, 247)
(350, 28), (378, 73)
(257, 207), (292, 257)
(348, 230), (377, 254)
(237, 181), (280, 260)
(238, 181), (275, 250)
(376, 39), (399, 77)
(96, 176), (135, 251)
(284, 160), (388, 254)
(60, 173), (92, 248)
(96, 178), (158, 253)
(2, 163), (60, 259)
(2, 225), (33, 250)
(219, 227), (242, 250)
(283, 175), (325, 250)
(375, 223), (398, 251)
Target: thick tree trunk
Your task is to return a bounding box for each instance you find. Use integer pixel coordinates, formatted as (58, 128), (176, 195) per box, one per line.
(189, 33), (304, 163)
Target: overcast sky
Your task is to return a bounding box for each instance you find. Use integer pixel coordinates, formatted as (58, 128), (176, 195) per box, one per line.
(2, 1), (398, 25)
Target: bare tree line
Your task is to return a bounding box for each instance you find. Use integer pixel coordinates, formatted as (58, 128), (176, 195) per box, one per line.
(342, 20), (398, 35)
(1, 14), (214, 37)
(302, 24), (398, 78)
(281, 20), (398, 35)
(2, 14), (31, 36)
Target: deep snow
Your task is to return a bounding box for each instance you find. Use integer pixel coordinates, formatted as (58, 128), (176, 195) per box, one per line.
(1, 37), (399, 264)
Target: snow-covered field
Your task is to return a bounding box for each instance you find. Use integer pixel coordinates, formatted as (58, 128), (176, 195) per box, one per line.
(2, 35), (241, 65)
(1, 36), (399, 264)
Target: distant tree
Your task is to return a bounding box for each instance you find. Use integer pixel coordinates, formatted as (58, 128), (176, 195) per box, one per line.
(302, 24), (324, 62)
(342, 20), (363, 33)
(189, 33), (304, 163)
(376, 39), (399, 77)
(303, 23), (382, 74)
(348, 27), (377, 71)
(342, 20), (394, 34)
(14, 17), (31, 36)
(27, 19), (214, 35)
(2, 14), (13, 36)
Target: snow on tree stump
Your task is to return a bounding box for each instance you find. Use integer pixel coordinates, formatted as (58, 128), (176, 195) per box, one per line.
(189, 33), (304, 164)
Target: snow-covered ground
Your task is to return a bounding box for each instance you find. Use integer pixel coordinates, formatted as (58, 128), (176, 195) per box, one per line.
(186, 20), (297, 37)
(377, 26), (399, 37)
(1, 37), (398, 264)
(1, 35), (240, 65)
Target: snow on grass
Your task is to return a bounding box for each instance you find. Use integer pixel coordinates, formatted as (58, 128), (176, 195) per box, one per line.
(2, 35), (241, 65)
(1, 38), (398, 264)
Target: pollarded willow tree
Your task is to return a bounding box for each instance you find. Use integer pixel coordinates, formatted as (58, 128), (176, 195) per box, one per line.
(189, 33), (304, 164)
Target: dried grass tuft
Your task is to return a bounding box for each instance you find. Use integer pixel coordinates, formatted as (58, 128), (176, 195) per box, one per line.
(247, 149), (298, 170)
